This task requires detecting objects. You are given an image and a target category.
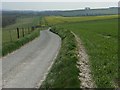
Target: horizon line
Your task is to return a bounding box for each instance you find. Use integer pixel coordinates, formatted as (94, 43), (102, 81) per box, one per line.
(2, 6), (119, 12)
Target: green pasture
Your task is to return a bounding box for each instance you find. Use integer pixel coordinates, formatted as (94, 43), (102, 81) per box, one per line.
(58, 19), (118, 88)
(45, 15), (118, 88)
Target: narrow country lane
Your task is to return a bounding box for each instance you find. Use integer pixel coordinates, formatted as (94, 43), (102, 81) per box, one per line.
(2, 30), (61, 88)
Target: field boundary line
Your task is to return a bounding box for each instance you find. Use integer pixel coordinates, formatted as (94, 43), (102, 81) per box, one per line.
(71, 31), (96, 88)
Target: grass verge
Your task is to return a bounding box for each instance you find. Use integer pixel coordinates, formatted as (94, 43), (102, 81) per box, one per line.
(2, 29), (40, 56)
(40, 27), (80, 88)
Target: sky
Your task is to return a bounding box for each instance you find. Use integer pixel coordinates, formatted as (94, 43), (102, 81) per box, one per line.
(1, 1), (119, 11)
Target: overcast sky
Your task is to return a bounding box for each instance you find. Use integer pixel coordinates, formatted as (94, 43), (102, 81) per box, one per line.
(2, 1), (119, 11)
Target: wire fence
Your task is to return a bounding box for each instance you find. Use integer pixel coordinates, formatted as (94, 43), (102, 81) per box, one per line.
(2, 26), (37, 45)
(2, 17), (49, 45)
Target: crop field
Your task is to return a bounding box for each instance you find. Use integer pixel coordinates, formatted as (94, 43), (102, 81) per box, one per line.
(45, 15), (118, 25)
(45, 16), (118, 87)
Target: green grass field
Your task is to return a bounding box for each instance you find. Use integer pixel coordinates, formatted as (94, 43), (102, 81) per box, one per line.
(45, 15), (118, 88)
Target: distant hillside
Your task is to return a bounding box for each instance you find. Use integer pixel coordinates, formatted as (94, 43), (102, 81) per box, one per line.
(2, 10), (37, 27)
(3, 7), (119, 17)
(2, 7), (119, 27)
(39, 7), (119, 16)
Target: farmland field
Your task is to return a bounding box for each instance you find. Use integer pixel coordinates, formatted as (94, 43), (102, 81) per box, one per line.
(45, 15), (118, 25)
(45, 15), (118, 88)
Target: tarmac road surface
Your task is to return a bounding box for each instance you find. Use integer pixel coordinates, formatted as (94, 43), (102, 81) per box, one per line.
(2, 30), (61, 88)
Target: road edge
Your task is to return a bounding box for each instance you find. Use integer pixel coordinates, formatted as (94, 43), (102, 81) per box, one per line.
(36, 30), (61, 88)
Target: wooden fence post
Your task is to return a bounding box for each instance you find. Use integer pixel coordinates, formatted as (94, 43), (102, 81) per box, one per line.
(22, 28), (24, 37)
(31, 26), (34, 31)
(17, 28), (19, 39)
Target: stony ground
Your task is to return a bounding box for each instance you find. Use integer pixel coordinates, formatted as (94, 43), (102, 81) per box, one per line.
(72, 32), (96, 88)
